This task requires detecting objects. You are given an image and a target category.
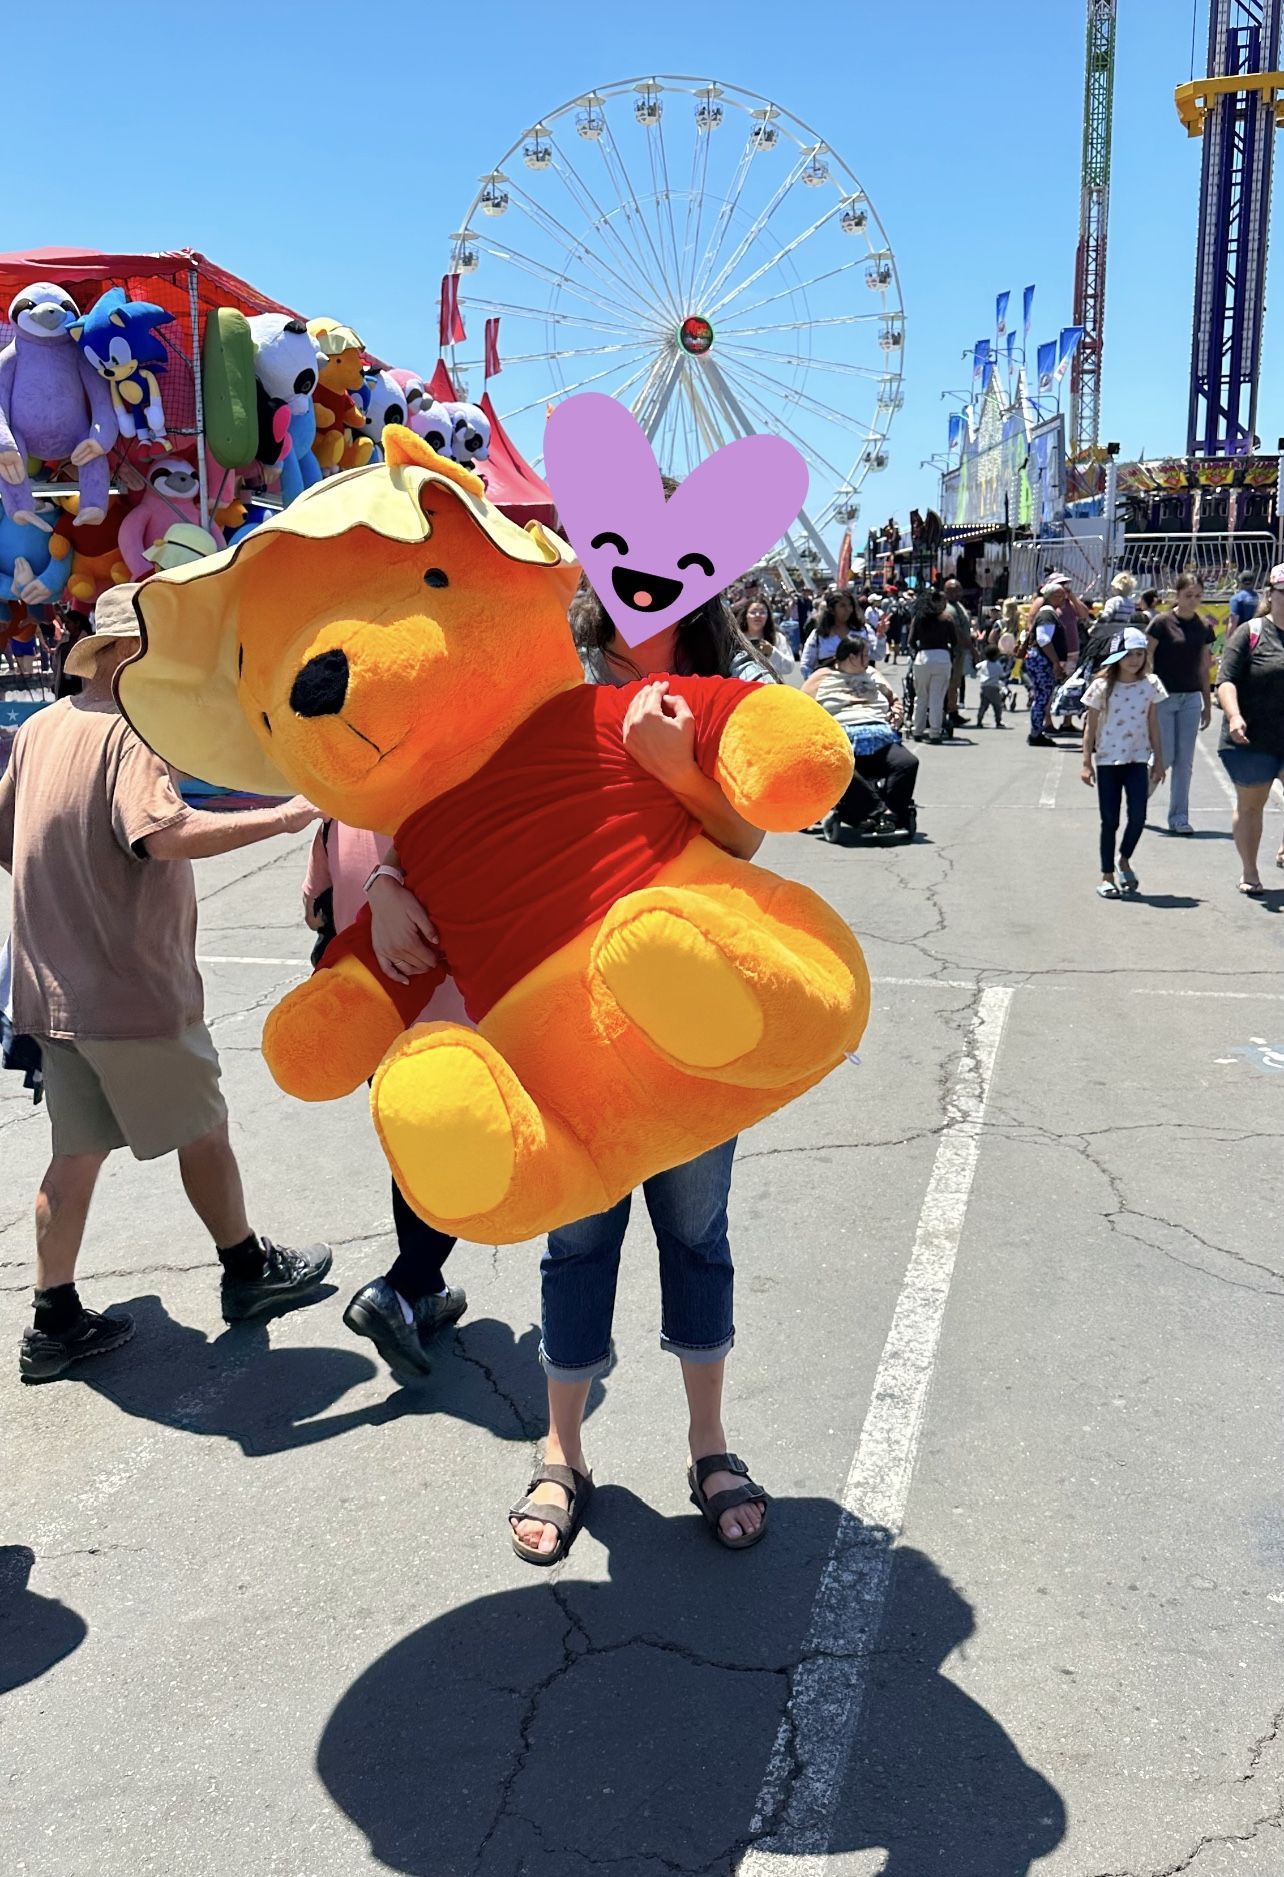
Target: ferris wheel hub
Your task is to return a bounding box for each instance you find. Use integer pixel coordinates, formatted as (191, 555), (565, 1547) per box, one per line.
(679, 315), (715, 356)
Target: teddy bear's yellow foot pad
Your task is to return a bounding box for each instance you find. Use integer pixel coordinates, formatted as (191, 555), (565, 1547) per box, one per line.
(372, 1025), (519, 1222)
(592, 904), (765, 1070)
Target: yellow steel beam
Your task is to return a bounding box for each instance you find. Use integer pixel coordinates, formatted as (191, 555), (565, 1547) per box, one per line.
(1175, 71), (1284, 138)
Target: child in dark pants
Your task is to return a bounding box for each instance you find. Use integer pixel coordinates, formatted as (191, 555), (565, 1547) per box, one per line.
(1081, 628), (1166, 898)
(976, 649), (1007, 727)
(303, 820), (466, 1377)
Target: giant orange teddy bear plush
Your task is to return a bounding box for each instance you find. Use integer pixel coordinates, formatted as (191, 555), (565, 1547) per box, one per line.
(118, 428), (869, 1243)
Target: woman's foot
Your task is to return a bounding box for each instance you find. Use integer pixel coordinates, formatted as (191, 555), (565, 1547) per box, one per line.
(509, 1448), (586, 1557)
(690, 1436), (766, 1543)
(1097, 876), (1121, 899)
(1118, 860), (1139, 894)
(1238, 877), (1266, 897)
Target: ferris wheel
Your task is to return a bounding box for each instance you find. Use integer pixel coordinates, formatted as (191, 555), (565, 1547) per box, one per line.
(446, 75), (905, 576)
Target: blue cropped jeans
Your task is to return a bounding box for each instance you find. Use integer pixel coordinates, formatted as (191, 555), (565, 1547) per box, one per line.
(538, 1139), (737, 1383)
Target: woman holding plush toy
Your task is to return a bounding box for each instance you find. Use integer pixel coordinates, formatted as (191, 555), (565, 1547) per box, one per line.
(367, 584), (775, 1559)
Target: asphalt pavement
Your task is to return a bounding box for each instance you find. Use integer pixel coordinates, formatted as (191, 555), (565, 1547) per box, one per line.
(3, 698), (1283, 1876)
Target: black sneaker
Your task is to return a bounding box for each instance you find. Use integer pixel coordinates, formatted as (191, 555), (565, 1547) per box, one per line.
(20, 1307), (135, 1383)
(220, 1237), (332, 1323)
(343, 1277), (467, 1378)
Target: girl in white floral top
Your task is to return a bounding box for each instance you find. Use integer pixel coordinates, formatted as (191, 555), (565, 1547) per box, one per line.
(1081, 627), (1166, 897)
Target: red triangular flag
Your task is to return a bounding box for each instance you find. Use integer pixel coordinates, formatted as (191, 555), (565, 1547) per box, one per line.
(439, 273), (466, 347)
(484, 317), (501, 379)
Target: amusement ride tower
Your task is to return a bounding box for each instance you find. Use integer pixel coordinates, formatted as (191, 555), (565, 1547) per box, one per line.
(1069, 0), (1118, 462)
(1177, 0), (1284, 456)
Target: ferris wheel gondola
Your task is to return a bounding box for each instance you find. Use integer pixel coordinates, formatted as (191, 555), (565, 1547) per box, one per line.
(446, 75), (905, 576)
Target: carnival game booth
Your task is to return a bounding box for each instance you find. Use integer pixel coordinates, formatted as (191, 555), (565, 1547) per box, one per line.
(0, 246), (527, 777)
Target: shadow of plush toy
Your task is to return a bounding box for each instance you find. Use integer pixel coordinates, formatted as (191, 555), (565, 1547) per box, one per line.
(315, 1490), (1065, 1877)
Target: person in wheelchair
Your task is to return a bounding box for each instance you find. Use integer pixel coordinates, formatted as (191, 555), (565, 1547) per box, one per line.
(803, 635), (919, 843)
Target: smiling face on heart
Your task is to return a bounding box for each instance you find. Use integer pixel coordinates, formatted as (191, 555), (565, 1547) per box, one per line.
(543, 392), (808, 649)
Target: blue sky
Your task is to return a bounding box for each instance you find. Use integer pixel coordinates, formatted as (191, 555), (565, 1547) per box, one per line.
(0, 0), (1248, 531)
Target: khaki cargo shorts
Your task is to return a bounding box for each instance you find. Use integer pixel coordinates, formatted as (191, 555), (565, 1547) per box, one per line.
(38, 1022), (229, 1161)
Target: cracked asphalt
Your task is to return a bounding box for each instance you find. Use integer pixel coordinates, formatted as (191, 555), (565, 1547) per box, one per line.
(3, 723), (1283, 1875)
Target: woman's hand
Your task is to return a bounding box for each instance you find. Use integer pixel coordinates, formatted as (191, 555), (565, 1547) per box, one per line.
(1151, 762), (1167, 788)
(1200, 700), (1212, 732)
(1081, 760), (1096, 788)
(1228, 713), (1251, 746)
(367, 875), (440, 985)
(622, 680), (699, 789)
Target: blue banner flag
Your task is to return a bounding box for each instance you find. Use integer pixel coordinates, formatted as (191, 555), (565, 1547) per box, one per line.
(1006, 330), (1017, 372)
(972, 340), (989, 384)
(1022, 284), (1036, 337)
(1055, 325), (1085, 381)
(1036, 341), (1057, 392)
(948, 413), (963, 450)
(996, 291), (1011, 336)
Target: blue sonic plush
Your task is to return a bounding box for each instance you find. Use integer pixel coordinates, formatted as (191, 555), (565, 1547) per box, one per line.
(70, 289), (174, 446)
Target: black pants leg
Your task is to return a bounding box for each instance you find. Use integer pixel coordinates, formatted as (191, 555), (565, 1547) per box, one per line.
(1118, 762), (1149, 863)
(867, 742), (919, 827)
(836, 760), (884, 828)
(386, 1180), (457, 1301)
(839, 744), (919, 830)
(1097, 764), (1124, 871)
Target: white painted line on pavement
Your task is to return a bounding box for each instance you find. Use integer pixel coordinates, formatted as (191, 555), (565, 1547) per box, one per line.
(1133, 986), (1284, 1001)
(198, 955), (304, 967)
(1038, 751), (1062, 809)
(1196, 736), (1237, 809)
(742, 985), (1014, 1873)
(871, 975), (980, 991)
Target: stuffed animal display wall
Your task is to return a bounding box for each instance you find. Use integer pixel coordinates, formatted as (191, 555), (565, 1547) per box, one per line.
(70, 288), (174, 446)
(118, 425), (868, 1246)
(0, 284), (116, 527)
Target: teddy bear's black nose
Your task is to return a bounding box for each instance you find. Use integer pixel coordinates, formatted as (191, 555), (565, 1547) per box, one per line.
(290, 649), (349, 718)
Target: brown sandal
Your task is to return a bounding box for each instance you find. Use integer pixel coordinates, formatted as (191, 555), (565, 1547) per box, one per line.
(509, 1462), (593, 1567)
(687, 1452), (769, 1551)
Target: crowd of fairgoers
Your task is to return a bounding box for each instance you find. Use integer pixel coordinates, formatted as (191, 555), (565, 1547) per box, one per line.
(719, 565), (1284, 896)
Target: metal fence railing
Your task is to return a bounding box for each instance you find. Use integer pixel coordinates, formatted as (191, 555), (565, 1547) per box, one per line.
(1010, 534), (1107, 599)
(1113, 531), (1280, 600)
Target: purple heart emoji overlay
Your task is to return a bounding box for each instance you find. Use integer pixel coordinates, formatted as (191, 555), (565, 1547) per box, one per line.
(543, 392), (809, 649)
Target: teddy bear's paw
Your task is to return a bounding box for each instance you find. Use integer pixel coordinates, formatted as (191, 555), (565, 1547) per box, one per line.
(263, 962), (404, 1101)
(372, 1025), (522, 1225)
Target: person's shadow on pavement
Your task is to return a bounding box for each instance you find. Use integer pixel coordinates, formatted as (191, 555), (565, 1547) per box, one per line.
(61, 1295), (604, 1456)
(0, 1545), (87, 1696)
(315, 1487), (1065, 1877)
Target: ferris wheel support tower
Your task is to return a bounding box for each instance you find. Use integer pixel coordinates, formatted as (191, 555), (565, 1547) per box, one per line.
(1069, 0), (1118, 462)
(1177, 0), (1284, 457)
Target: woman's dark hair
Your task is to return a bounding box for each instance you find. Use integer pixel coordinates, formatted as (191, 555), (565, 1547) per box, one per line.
(914, 586), (946, 618)
(834, 635), (869, 665)
(1175, 571), (1202, 597)
(814, 587), (858, 639)
(1140, 588), (1160, 609)
(733, 595), (778, 646)
(566, 471), (771, 680)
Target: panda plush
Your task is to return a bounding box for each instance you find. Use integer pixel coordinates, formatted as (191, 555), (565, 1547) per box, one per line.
(246, 314), (324, 504)
(444, 401), (491, 469)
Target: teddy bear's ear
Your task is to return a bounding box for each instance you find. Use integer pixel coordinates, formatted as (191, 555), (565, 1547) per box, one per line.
(384, 424), (484, 499)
